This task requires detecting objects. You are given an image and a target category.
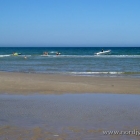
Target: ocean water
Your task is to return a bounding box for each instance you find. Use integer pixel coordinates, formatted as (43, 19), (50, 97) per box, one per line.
(0, 47), (140, 77)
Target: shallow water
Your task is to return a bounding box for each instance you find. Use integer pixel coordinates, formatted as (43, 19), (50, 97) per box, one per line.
(0, 47), (140, 77)
(0, 93), (140, 140)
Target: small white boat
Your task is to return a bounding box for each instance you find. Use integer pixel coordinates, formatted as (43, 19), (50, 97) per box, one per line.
(95, 50), (111, 55)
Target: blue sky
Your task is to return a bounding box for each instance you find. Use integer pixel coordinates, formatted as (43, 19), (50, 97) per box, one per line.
(0, 0), (140, 47)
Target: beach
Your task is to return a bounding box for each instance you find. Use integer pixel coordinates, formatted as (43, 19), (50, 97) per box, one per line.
(0, 72), (140, 140)
(1, 0), (140, 138)
(1, 93), (140, 140)
(0, 59), (140, 140)
(0, 71), (139, 94)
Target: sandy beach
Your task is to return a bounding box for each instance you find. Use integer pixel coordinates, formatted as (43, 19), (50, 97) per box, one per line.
(0, 72), (140, 140)
(0, 71), (139, 94)
(1, 93), (140, 140)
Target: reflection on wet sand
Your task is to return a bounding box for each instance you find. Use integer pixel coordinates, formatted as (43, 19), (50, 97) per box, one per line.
(0, 125), (104, 140)
(0, 94), (140, 140)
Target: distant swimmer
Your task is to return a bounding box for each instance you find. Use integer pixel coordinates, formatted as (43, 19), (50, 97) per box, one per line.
(43, 52), (48, 55)
(56, 52), (61, 55)
(13, 52), (21, 56)
(101, 49), (104, 52)
(24, 56), (27, 59)
(13, 52), (18, 56)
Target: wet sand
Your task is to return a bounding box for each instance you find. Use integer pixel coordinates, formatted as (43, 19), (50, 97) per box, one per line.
(0, 72), (140, 139)
(0, 71), (140, 94)
(0, 94), (140, 140)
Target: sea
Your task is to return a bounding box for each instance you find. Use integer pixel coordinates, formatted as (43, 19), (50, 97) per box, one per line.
(0, 47), (140, 77)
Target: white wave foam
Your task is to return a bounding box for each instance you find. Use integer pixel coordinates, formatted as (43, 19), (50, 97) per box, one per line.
(0, 55), (11, 57)
(43, 54), (140, 58)
(1, 54), (139, 58)
(69, 72), (123, 75)
(94, 55), (140, 58)
(49, 51), (57, 53)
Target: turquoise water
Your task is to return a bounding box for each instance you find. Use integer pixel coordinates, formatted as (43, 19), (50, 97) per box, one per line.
(0, 47), (140, 77)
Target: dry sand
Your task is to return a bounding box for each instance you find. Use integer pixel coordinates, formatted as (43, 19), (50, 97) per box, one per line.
(0, 71), (139, 94)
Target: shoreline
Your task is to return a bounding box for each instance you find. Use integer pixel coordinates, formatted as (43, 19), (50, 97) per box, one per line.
(0, 71), (139, 94)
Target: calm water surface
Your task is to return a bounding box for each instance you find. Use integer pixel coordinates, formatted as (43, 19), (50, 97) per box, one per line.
(0, 93), (140, 140)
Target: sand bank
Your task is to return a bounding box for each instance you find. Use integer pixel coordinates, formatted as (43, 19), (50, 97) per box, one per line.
(0, 71), (139, 94)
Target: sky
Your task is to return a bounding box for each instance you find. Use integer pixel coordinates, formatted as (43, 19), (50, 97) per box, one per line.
(0, 0), (140, 47)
